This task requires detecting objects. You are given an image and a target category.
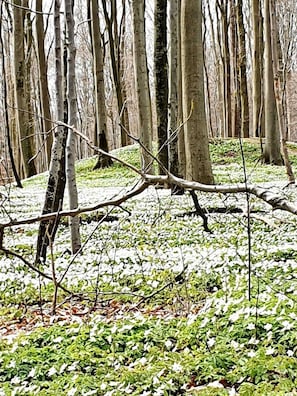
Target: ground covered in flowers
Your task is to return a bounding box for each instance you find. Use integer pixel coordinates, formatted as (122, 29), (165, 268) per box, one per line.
(1, 140), (297, 395)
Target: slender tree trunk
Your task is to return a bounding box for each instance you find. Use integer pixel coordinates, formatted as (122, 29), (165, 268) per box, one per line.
(35, 0), (53, 167)
(181, 0), (213, 183)
(169, 0), (179, 176)
(263, 0), (282, 165)
(270, 0), (294, 182)
(131, 0), (153, 172)
(251, 0), (264, 138)
(13, 0), (36, 178)
(90, 0), (112, 169)
(217, 1), (232, 138)
(0, 2), (22, 187)
(230, 0), (240, 138)
(65, 0), (81, 254)
(101, 0), (129, 147)
(237, 0), (249, 138)
(36, 0), (68, 263)
(154, 0), (169, 173)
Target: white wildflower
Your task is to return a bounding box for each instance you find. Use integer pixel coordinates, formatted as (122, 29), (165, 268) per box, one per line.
(165, 339), (173, 349)
(60, 363), (68, 373)
(265, 348), (275, 355)
(138, 357), (147, 365)
(248, 337), (259, 345)
(8, 360), (16, 368)
(287, 350), (294, 357)
(207, 338), (216, 348)
(247, 351), (256, 358)
(153, 376), (160, 385)
(282, 320), (294, 331)
(172, 362), (183, 373)
(48, 367), (57, 376)
(28, 367), (36, 378)
(10, 376), (21, 385)
(53, 336), (63, 343)
(264, 323), (273, 331)
(100, 383), (107, 391)
(67, 387), (77, 396)
(230, 340), (239, 349)
(229, 311), (240, 322)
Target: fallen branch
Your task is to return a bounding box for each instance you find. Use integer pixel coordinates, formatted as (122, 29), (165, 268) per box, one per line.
(0, 181), (148, 230)
(1, 175), (297, 234)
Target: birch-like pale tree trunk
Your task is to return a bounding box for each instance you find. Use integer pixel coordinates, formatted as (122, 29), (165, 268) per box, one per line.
(65, 0), (81, 254)
(180, 0), (213, 183)
(131, 0), (153, 172)
(36, 0), (68, 263)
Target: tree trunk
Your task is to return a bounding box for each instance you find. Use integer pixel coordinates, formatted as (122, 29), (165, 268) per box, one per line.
(217, 1), (232, 138)
(13, 0), (36, 178)
(168, 0), (179, 177)
(35, 0), (68, 263)
(65, 0), (81, 254)
(0, 3), (22, 187)
(230, 0), (240, 138)
(263, 0), (282, 165)
(131, 0), (153, 172)
(90, 0), (112, 169)
(101, 0), (129, 147)
(180, 0), (213, 183)
(35, 0), (53, 167)
(236, 0), (249, 138)
(251, 0), (264, 138)
(270, 0), (294, 182)
(154, 0), (169, 173)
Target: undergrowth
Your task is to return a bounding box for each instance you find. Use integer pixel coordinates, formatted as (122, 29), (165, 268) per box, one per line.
(1, 139), (297, 395)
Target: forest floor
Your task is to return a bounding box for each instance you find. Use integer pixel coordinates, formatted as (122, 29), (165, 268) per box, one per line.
(1, 139), (297, 395)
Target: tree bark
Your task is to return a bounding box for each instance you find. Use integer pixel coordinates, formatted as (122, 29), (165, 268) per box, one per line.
(35, 0), (68, 263)
(236, 0), (249, 138)
(90, 0), (112, 169)
(168, 0), (179, 177)
(65, 0), (81, 254)
(263, 0), (282, 165)
(270, 0), (294, 182)
(131, 0), (153, 172)
(35, 0), (53, 167)
(101, 0), (129, 147)
(251, 0), (264, 138)
(0, 2), (22, 187)
(154, 0), (169, 173)
(13, 0), (36, 178)
(180, 0), (213, 183)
